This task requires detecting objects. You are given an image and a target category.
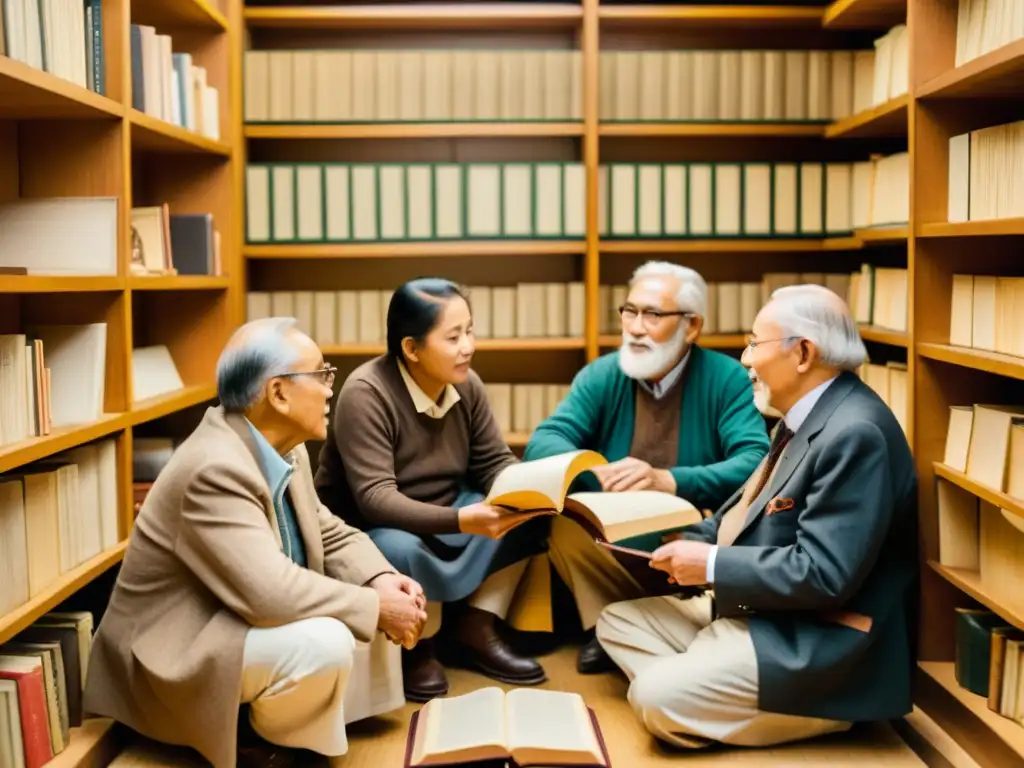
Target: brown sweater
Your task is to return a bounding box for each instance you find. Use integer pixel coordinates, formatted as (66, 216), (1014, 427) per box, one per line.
(313, 355), (517, 535)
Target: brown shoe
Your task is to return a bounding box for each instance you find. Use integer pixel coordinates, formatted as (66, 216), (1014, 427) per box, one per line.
(402, 638), (449, 702)
(446, 607), (546, 686)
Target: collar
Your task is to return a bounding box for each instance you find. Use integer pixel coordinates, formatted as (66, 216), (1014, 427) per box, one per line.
(783, 376), (838, 434)
(638, 347), (691, 400)
(245, 418), (294, 504)
(397, 359), (461, 419)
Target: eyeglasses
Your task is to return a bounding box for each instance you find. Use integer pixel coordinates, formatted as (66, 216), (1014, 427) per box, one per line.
(618, 304), (695, 329)
(275, 364), (338, 388)
(744, 335), (801, 350)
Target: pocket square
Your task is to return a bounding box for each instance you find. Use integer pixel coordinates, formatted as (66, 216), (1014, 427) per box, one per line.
(766, 496), (796, 515)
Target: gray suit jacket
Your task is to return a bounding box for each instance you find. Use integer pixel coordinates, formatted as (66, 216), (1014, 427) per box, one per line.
(683, 371), (918, 723)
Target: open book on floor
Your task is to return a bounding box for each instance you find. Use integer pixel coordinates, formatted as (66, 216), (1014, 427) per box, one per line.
(405, 687), (610, 768)
(485, 450), (705, 598)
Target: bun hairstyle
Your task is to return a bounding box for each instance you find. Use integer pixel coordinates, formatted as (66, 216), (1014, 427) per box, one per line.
(386, 278), (470, 360)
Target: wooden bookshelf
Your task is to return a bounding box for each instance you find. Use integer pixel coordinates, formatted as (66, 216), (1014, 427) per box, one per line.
(0, 0), (240, 764)
(825, 94), (909, 139)
(822, 0), (906, 30)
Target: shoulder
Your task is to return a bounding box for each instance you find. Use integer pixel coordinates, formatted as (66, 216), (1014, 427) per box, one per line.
(162, 429), (265, 503)
(574, 351), (625, 389)
(338, 356), (394, 404)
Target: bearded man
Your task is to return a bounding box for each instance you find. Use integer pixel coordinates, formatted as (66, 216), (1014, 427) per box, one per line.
(524, 261), (770, 674)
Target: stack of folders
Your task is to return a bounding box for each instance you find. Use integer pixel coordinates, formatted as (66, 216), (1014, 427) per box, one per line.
(245, 162), (586, 244)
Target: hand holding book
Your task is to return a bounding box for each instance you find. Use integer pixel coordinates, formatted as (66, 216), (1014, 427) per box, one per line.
(457, 502), (553, 539)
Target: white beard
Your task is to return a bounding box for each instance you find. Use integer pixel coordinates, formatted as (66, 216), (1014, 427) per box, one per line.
(619, 325), (688, 381)
(749, 373), (783, 418)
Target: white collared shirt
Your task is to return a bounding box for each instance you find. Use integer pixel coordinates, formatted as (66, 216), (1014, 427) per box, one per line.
(637, 348), (691, 400)
(397, 359), (461, 419)
(704, 375), (838, 583)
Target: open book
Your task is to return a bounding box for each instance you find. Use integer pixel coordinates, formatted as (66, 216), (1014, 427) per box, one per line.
(485, 450), (702, 543)
(406, 687), (610, 768)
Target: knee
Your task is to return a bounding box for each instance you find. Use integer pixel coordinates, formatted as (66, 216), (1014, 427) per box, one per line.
(627, 664), (676, 718)
(293, 617), (356, 676)
(368, 528), (424, 575)
(594, 600), (630, 645)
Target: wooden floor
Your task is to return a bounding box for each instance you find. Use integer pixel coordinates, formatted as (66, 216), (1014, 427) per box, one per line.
(110, 646), (925, 767)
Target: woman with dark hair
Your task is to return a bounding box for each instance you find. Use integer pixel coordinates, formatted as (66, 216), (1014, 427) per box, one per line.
(314, 277), (548, 702)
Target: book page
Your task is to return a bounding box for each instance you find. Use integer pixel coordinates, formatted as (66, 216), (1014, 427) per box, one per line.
(485, 450), (606, 512)
(505, 689), (605, 767)
(411, 687), (508, 767)
(564, 490), (701, 542)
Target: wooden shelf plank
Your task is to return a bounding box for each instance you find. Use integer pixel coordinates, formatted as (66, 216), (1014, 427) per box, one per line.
(929, 561), (1024, 634)
(599, 333), (747, 349)
(917, 342), (1024, 381)
(245, 241), (587, 259)
(0, 541), (128, 644)
(0, 276), (125, 293)
(598, 122), (826, 137)
(600, 238), (838, 254)
(825, 95), (908, 139)
(244, 4), (583, 28)
(859, 325), (910, 347)
(822, 0), (905, 29)
(323, 338), (586, 356)
(129, 275), (231, 291)
(0, 414), (128, 475)
(917, 39), (1024, 100)
(0, 56), (123, 120)
(130, 110), (231, 156)
(933, 462), (1024, 521)
(245, 122), (584, 139)
(855, 225), (909, 244)
(50, 719), (121, 768)
(130, 384), (218, 425)
(130, 0), (228, 29)
(598, 4), (824, 27)
(919, 662), (1024, 759)
(919, 219), (1024, 238)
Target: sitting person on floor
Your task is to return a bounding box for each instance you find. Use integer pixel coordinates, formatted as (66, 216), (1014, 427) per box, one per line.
(524, 260), (770, 673)
(83, 318), (427, 768)
(596, 284), (918, 750)
(314, 277), (548, 703)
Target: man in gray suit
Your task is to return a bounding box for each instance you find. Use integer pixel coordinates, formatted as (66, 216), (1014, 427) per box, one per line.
(595, 283), (917, 749)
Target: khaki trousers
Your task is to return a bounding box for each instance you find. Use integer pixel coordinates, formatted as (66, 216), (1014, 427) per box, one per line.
(240, 617), (404, 758)
(595, 595), (851, 749)
(547, 514), (646, 630)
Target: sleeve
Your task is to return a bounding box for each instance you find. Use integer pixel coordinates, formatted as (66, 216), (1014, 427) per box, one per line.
(174, 462), (381, 641)
(712, 421), (894, 613)
(669, 363), (770, 508)
(523, 362), (602, 460)
(464, 373), (518, 495)
(334, 379), (462, 534)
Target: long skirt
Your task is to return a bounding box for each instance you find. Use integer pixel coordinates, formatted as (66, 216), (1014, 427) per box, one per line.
(366, 488), (549, 604)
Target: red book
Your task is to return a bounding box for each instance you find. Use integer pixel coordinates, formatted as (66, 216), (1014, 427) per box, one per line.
(0, 656), (54, 768)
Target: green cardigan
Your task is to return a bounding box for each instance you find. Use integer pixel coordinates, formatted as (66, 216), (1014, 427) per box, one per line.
(524, 346), (770, 513)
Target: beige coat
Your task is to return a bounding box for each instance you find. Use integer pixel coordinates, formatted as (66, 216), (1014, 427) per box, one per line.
(83, 407), (395, 768)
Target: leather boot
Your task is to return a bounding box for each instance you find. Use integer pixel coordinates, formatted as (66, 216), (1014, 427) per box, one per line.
(448, 606), (546, 685)
(402, 638), (449, 702)
(576, 633), (615, 674)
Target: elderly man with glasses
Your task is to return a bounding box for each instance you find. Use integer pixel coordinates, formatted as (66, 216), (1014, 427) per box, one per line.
(525, 260), (770, 674)
(82, 318), (427, 768)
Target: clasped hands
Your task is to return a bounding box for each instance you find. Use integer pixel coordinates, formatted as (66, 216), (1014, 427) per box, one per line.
(592, 456), (676, 494)
(370, 573), (428, 649)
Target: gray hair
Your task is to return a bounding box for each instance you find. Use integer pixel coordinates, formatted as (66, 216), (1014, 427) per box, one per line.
(216, 317), (302, 412)
(767, 285), (867, 371)
(629, 261), (708, 318)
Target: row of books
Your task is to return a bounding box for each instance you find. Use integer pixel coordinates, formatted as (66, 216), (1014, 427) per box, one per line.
(244, 49), (582, 124)
(0, 335), (53, 448)
(0, 610), (96, 767)
(944, 403), (1023, 501)
(948, 119), (1024, 224)
(2, 0), (103, 95)
(483, 383), (571, 435)
(246, 282), (589, 344)
(850, 265), (908, 334)
(130, 24), (221, 140)
(949, 274), (1024, 360)
(954, 0), (1023, 68)
(859, 361), (909, 437)
(870, 25), (909, 109)
(598, 45), (893, 124)
(0, 438), (119, 617)
(243, 157), (911, 244)
(957, 609), (1024, 725)
(129, 205), (222, 278)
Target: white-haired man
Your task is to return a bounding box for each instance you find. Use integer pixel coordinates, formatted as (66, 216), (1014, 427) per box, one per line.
(83, 318), (428, 768)
(595, 284), (918, 750)
(525, 261), (770, 673)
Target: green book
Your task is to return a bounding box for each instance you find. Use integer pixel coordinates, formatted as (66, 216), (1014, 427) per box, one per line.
(955, 607), (1010, 697)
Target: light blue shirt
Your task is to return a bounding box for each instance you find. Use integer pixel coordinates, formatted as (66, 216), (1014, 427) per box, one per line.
(246, 419), (307, 567)
(705, 376), (838, 583)
(637, 347), (691, 400)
